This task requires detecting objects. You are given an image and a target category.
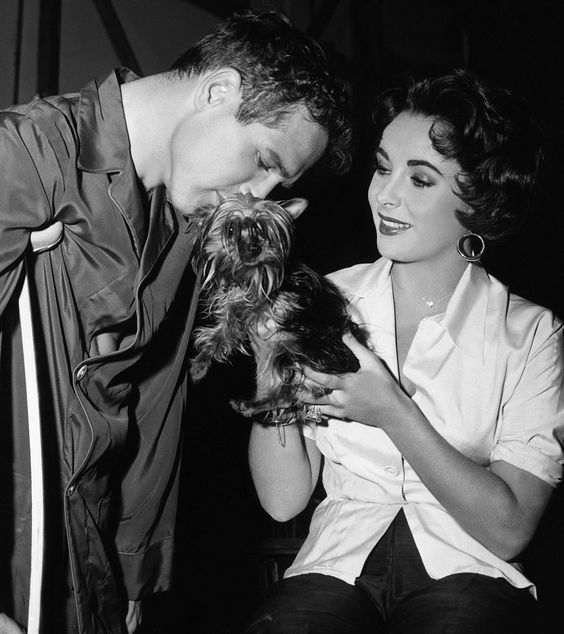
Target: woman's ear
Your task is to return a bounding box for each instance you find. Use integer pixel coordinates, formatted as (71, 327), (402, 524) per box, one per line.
(278, 198), (309, 219)
(194, 67), (242, 111)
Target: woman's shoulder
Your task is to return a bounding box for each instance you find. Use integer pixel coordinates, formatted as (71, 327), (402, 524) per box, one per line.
(488, 271), (563, 340)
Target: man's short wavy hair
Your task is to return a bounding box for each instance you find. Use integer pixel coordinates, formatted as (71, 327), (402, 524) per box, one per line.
(372, 70), (543, 241)
(170, 10), (352, 174)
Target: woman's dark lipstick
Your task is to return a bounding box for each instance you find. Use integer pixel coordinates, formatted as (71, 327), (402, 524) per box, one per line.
(378, 212), (412, 236)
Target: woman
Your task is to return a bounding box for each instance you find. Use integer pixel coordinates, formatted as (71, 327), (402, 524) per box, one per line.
(244, 70), (564, 633)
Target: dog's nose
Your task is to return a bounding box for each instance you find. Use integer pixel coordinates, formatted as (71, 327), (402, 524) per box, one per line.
(236, 221), (265, 262)
(240, 241), (262, 262)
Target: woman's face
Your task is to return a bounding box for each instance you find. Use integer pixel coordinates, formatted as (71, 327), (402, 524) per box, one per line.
(368, 112), (467, 265)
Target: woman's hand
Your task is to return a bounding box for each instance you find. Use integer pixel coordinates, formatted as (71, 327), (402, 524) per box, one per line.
(303, 332), (411, 429)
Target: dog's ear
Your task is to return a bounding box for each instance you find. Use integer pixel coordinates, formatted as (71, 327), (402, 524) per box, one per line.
(278, 198), (308, 219)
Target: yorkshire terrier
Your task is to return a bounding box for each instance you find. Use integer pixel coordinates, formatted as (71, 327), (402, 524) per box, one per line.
(189, 193), (365, 425)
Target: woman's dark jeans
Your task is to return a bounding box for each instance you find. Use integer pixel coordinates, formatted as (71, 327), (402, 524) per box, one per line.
(244, 510), (538, 633)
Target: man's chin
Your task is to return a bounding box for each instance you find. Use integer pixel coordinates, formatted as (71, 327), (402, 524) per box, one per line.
(167, 193), (218, 217)
(165, 197), (197, 218)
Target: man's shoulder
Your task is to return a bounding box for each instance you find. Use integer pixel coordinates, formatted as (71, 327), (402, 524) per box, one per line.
(3, 93), (78, 133)
(1, 94), (80, 164)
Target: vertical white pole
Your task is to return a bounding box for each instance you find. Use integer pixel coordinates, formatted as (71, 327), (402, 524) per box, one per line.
(19, 266), (44, 634)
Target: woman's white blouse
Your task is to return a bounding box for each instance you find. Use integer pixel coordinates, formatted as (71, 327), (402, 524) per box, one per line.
(285, 258), (564, 593)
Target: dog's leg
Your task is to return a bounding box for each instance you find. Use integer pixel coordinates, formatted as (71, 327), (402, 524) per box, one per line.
(230, 348), (304, 421)
(190, 348), (215, 382)
(190, 323), (238, 381)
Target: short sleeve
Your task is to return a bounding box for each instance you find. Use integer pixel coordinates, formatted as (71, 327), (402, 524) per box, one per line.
(491, 315), (564, 487)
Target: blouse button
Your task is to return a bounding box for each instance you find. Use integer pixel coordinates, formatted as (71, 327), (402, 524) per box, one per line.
(76, 365), (87, 381)
(384, 466), (399, 476)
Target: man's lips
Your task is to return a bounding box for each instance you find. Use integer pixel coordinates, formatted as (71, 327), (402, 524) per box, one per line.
(378, 212), (412, 236)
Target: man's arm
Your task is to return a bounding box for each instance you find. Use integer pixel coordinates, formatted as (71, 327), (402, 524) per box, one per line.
(0, 111), (62, 314)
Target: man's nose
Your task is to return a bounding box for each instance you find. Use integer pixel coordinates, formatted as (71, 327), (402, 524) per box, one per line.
(239, 174), (282, 199)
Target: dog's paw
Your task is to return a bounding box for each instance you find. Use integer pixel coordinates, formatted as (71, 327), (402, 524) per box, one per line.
(189, 358), (210, 382)
(230, 399), (254, 417)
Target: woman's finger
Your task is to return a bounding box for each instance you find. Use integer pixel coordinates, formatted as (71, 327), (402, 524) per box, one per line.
(304, 367), (345, 390)
(343, 332), (382, 367)
(317, 404), (347, 421)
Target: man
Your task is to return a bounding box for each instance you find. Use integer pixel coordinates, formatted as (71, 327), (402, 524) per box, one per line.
(0, 9), (351, 633)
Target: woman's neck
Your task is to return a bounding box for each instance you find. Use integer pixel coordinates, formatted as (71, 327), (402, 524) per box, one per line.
(390, 256), (468, 312)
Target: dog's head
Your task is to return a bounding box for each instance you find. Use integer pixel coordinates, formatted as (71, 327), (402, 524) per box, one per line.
(191, 193), (307, 298)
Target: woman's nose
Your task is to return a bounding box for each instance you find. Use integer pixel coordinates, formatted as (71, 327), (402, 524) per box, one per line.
(374, 180), (400, 209)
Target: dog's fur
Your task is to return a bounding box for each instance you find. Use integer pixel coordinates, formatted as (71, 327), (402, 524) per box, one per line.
(189, 193), (365, 424)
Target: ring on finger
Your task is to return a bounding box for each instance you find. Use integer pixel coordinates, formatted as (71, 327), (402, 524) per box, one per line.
(304, 404), (323, 424)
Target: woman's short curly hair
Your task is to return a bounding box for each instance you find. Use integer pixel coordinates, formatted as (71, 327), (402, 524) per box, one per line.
(372, 70), (543, 241)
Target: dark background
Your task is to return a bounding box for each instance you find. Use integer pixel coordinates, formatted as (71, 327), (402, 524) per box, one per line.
(3, 1), (564, 632)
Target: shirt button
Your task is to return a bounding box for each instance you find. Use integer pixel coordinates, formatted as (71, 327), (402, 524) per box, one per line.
(76, 365), (87, 381)
(384, 466), (399, 476)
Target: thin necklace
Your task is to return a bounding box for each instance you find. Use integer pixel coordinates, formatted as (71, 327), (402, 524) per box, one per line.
(420, 294), (449, 309)
(393, 277), (452, 309)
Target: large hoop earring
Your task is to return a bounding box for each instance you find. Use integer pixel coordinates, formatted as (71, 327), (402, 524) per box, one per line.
(457, 232), (485, 262)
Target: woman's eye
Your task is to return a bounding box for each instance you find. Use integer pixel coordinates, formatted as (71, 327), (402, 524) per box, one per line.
(374, 162), (390, 176)
(412, 175), (433, 188)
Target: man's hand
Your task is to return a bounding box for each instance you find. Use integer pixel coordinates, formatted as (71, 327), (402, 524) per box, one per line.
(0, 614), (25, 634)
(126, 600), (143, 634)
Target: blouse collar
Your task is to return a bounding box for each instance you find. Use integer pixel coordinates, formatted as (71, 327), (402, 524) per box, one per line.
(347, 257), (492, 363)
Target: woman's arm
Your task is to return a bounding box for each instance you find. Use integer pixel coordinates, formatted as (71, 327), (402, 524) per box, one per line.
(381, 397), (552, 560)
(306, 333), (557, 560)
(249, 422), (322, 522)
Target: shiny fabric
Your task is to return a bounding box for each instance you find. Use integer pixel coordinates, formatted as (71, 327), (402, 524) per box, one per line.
(0, 69), (199, 632)
(286, 257), (564, 593)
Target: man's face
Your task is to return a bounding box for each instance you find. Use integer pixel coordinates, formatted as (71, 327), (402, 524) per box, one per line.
(166, 104), (328, 216)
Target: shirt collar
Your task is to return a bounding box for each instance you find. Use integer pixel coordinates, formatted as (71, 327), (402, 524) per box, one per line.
(348, 257), (491, 363)
(442, 262), (491, 362)
(77, 67), (139, 173)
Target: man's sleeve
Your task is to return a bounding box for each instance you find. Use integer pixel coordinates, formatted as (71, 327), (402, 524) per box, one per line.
(0, 110), (62, 316)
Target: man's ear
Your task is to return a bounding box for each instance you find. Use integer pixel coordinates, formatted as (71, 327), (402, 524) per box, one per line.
(278, 198), (309, 219)
(194, 68), (242, 111)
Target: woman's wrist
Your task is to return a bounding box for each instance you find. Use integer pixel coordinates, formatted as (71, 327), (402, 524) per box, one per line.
(253, 417), (298, 447)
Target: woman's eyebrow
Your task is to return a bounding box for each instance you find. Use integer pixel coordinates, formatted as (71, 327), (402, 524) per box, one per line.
(376, 148), (443, 176)
(407, 159), (443, 176)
